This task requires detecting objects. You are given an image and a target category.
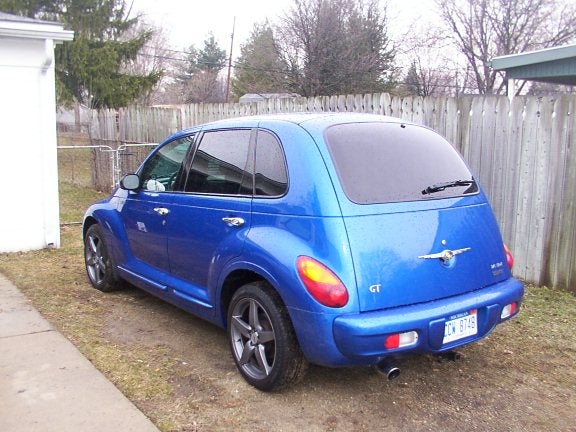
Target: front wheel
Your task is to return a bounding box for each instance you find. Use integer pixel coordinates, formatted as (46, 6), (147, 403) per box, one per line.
(228, 282), (308, 391)
(84, 224), (122, 292)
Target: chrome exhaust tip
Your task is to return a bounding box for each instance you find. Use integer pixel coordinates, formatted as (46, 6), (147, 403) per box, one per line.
(374, 361), (401, 381)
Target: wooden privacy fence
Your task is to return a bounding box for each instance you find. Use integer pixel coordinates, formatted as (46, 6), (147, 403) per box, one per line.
(89, 94), (576, 294)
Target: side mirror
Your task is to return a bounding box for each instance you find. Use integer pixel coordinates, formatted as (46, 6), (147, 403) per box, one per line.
(120, 173), (140, 191)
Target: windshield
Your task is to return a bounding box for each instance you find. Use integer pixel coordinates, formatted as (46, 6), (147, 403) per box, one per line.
(325, 122), (478, 204)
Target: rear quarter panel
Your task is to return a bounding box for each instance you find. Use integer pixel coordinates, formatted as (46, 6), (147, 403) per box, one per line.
(227, 120), (359, 312)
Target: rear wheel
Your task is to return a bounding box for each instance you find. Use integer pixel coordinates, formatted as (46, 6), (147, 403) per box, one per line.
(84, 224), (122, 292)
(228, 282), (308, 391)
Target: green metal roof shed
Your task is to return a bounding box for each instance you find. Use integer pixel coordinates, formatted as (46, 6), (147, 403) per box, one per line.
(490, 43), (576, 97)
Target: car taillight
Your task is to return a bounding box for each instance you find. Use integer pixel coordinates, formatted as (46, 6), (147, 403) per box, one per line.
(296, 256), (349, 308)
(504, 244), (514, 269)
(501, 302), (518, 319)
(384, 331), (419, 349)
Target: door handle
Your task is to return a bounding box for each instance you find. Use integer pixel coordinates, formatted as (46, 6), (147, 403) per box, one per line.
(222, 217), (245, 227)
(153, 207), (170, 216)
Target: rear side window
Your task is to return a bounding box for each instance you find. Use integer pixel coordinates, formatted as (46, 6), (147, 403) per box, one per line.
(184, 129), (252, 195)
(325, 122), (478, 204)
(255, 130), (288, 197)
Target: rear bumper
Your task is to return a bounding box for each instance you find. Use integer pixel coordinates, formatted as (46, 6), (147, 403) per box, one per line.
(332, 277), (524, 364)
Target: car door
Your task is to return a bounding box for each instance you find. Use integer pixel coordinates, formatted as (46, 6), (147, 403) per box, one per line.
(165, 128), (254, 306)
(120, 135), (195, 281)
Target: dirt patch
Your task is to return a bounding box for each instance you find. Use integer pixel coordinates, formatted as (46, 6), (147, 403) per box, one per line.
(100, 285), (575, 432)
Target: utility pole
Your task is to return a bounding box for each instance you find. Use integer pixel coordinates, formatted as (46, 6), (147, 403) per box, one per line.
(225, 17), (236, 103)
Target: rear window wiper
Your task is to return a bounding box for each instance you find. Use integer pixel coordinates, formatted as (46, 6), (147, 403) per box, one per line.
(421, 179), (475, 195)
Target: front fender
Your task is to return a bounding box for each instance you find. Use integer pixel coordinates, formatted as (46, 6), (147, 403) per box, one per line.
(83, 196), (132, 270)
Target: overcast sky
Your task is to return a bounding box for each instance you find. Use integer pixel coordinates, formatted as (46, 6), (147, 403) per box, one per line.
(130, 0), (440, 58)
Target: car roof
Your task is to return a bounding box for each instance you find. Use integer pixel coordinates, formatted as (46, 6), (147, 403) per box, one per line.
(170, 112), (411, 137)
(209, 112), (409, 127)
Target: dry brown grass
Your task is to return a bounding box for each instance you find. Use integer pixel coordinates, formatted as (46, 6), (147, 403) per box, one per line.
(1, 182), (575, 431)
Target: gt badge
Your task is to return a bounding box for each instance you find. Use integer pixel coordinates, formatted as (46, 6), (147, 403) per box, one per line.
(369, 284), (381, 293)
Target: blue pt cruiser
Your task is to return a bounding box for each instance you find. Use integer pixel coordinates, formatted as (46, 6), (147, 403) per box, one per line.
(83, 113), (524, 391)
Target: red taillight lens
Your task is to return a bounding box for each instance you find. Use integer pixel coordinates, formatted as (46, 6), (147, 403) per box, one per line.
(504, 244), (514, 269)
(384, 331), (419, 350)
(384, 333), (400, 349)
(296, 256), (349, 308)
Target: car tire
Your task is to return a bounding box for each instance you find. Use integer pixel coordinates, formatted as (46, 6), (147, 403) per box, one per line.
(84, 224), (122, 292)
(228, 282), (308, 391)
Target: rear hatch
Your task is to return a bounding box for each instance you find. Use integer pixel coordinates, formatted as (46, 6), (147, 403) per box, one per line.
(342, 200), (509, 311)
(324, 121), (510, 312)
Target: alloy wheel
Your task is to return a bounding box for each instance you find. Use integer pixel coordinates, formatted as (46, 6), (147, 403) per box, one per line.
(85, 233), (107, 286)
(230, 297), (276, 380)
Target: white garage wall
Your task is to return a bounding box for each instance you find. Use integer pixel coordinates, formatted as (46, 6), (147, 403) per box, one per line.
(0, 36), (62, 251)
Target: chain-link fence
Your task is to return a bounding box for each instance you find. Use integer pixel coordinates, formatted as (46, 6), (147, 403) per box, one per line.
(57, 132), (157, 192)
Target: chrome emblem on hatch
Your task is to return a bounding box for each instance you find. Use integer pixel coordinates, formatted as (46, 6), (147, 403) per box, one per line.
(418, 247), (471, 262)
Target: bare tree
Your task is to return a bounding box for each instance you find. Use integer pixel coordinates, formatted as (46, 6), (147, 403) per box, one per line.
(398, 27), (467, 96)
(403, 59), (454, 96)
(527, 81), (576, 96)
(436, 0), (576, 94)
(182, 72), (225, 103)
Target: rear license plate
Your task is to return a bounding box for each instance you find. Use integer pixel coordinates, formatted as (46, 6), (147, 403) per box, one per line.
(443, 310), (478, 344)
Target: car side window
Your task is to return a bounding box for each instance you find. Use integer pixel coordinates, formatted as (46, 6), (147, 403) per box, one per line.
(184, 129), (253, 195)
(139, 136), (194, 192)
(255, 130), (288, 197)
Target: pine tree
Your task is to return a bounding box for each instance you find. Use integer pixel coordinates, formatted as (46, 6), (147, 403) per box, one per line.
(0, 0), (161, 108)
(232, 23), (288, 98)
(196, 34), (226, 72)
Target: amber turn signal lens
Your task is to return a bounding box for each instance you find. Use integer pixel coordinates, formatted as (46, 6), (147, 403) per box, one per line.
(296, 256), (349, 308)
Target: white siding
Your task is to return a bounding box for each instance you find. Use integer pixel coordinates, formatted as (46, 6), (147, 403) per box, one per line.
(0, 36), (60, 251)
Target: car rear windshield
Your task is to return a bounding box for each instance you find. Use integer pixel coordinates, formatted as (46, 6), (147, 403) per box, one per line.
(325, 122), (478, 204)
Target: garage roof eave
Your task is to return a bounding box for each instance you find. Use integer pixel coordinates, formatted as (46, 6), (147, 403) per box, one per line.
(490, 44), (576, 70)
(0, 26), (74, 42)
(0, 12), (74, 42)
